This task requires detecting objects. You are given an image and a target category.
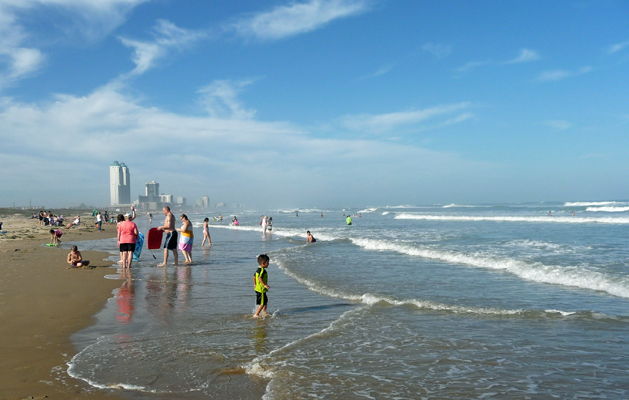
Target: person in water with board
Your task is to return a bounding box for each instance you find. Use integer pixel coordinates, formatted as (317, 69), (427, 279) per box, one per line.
(307, 231), (316, 243)
(157, 206), (178, 267)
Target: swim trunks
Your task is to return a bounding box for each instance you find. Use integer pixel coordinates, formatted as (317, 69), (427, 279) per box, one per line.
(164, 231), (178, 250)
(256, 291), (268, 305)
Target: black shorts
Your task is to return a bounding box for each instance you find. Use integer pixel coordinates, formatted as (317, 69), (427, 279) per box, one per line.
(256, 291), (268, 306)
(164, 231), (178, 250)
(120, 243), (136, 252)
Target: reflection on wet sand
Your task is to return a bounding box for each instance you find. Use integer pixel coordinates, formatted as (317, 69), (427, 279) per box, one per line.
(116, 268), (134, 324)
(144, 267), (193, 323)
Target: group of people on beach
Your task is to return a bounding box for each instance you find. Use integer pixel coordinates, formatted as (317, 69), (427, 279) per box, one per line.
(123, 206), (212, 268)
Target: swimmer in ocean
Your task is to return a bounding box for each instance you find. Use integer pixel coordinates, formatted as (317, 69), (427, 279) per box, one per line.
(306, 231), (316, 243)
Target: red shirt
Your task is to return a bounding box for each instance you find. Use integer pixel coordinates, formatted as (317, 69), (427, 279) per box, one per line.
(118, 221), (138, 244)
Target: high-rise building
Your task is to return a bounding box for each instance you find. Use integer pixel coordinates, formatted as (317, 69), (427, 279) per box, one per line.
(177, 196), (186, 206)
(202, 196), (210, 209)
(110, 161), (131, 205)
(146, 181), (159, 202)
(120, 163), (131, 204)
(159, 194), (173, 204)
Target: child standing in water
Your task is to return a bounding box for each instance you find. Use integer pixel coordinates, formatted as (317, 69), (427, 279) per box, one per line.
(67, 245), (89, 268)
(253, 254), (270, 318)
(201, 217), (212, 246)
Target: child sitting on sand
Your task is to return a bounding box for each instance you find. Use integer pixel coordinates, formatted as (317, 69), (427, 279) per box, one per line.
(67, 245), (89, 268)
(253, 254), (270, 318)
(49, 228), (63, 245)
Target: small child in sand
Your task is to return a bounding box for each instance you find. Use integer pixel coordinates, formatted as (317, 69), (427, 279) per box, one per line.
(67, 245), (90, 268)
(253, 254), (270, 318)
(49, 228), (63, 245)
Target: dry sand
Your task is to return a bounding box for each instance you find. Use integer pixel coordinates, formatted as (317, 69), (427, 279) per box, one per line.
(0, 213), (126, 400)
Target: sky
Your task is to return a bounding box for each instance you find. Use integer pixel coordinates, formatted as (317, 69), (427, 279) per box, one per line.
(1, 0), (628, 209)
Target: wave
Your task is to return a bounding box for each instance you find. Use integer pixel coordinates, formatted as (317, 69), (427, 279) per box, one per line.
(207, 223), (343, 242)
(395, 213), (629, 224)
(273, 208), (329, 214)
(586, 206), (629, 213)
(349, 238), (629, 299)
(564, 201), (625, 207)
(382, 211), (390, 215)
(443, 204), (485, 208)
(358, 207), (378, 213)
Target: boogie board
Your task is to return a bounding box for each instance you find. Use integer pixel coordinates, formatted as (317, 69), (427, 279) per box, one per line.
(133, 233), (144, 261)
(46, 243), (57, 246)
(146, 228), (163, 250)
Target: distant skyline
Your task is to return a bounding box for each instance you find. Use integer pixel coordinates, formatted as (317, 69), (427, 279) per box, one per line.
(1, 1), (628, 208)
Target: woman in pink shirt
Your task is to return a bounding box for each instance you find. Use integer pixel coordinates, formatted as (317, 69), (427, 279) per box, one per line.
(117, 213), (138, 269)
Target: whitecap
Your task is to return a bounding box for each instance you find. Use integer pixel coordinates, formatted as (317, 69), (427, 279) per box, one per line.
(586, 206), (629, 213)
(394, 213), (629, 225)
(349, 237), (629, 299)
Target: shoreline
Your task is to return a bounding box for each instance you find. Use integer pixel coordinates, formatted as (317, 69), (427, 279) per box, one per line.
(0, 214), (126, 400)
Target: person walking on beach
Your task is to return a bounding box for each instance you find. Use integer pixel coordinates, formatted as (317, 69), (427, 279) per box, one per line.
(253, 254), (270, 318)
(95, 212), (102, 231)
(177, 214), (194, 264)
(201, 217), (211, 246)
(67, 245), (89, 268)
(157, 206), (178, 267)
(118, 213), (138, 269)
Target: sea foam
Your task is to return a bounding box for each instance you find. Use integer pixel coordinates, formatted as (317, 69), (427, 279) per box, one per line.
(394, 213), (629, 224)
(350, 238), (629, 299)
(586, 206), (629, 213)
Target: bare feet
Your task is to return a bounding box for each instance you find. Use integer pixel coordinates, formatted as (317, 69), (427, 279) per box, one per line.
(157, 263), (166, 267)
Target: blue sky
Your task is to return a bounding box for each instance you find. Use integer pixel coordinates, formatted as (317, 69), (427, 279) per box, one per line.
(1, 0), (628, 208)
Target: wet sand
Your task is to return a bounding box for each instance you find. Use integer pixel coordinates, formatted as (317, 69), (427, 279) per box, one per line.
(0, 214), (125, 400)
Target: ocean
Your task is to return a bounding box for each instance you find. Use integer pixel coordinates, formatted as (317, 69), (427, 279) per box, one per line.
(66, 202), (629, 399)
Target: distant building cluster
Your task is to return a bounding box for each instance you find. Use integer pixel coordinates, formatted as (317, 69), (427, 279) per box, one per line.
(108, 162), (217, 210)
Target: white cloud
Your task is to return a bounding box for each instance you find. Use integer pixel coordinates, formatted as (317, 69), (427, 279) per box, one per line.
(453, 60), (491, 74)
(0, 0), (146, 88)
(422, 43), (452, 59)
(0, 87), (490, 207)
(545, 120), (572, 130)
(197, 79), (257, 120)
(358, 63), (396, 80)
(536, 66), (592, 82)
(233, 0), (370, 40)
(608, 40), (629, 54)
(506, 48), (540, 64)
(119, 20), (206, 75)
(341, 102), (472, 133)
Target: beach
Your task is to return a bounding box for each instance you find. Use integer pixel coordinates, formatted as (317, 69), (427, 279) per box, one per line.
(2, 204), (628, 399)
(0, 213), (124, 400)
